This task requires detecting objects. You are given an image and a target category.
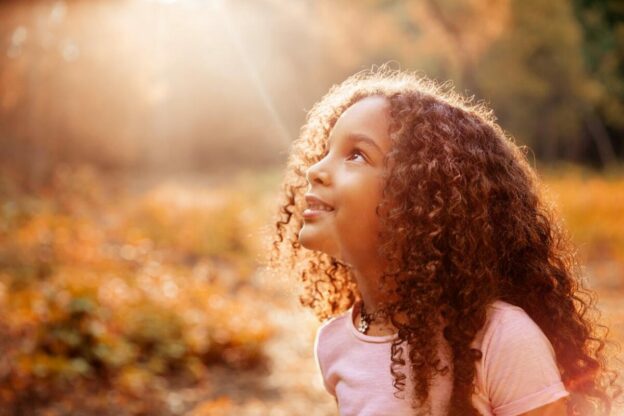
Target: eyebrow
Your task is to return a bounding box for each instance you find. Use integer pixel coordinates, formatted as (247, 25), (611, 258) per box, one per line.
(327, 133), (383, 154)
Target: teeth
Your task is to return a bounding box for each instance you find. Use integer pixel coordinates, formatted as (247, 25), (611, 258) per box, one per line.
(309, 204), (333, 211)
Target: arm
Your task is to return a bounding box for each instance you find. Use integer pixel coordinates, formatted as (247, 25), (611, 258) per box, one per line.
(518, 397), (567, 416)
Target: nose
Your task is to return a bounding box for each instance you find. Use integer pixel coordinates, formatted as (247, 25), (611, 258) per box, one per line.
(306, 158), (331, 186)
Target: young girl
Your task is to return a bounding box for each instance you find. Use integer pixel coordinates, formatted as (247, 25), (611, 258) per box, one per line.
(268, 67), (621, 415)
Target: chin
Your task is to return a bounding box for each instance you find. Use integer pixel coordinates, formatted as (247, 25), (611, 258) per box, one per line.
(297, 228), (333, 255)
(297, 229), (318, 251)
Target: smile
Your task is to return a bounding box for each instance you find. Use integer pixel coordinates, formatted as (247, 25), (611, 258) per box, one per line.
(303, 207), (334, 220)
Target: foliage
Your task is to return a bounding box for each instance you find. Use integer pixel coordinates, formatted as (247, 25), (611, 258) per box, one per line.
(0, 166), (276, 415)
(573, 0), (624, 131)
(542, 164), (624, 264)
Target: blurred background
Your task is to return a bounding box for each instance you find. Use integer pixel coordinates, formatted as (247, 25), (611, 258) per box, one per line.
(0, 0), (622, 414)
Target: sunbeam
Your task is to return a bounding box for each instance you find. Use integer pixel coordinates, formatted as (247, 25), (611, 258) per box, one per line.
(209, 0), (292, 148)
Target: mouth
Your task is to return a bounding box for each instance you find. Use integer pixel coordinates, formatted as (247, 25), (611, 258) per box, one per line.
(304, 194), (334, 220)
(303, 206), (334, 220)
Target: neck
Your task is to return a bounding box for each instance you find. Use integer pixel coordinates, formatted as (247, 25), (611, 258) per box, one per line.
(360, 298), (390, 322)
(349, 263), (397, 316)
(352, 270), (383, 307)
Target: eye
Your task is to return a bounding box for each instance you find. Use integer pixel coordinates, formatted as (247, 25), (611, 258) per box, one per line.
(347, 148), (368, 163)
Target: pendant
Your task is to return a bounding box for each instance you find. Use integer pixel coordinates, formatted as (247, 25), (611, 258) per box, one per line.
(358, 318), (369, 334)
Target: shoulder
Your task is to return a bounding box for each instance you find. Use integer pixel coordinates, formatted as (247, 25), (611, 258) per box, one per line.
(313, 308), (352, 397)
(487, 299), (535, 323)
(480, 300), (557, 369)
(483, 300), (553, 354)
(479, 300), (569, 415)
(315, 308), (351, 343)
(314, 307), (353, 363)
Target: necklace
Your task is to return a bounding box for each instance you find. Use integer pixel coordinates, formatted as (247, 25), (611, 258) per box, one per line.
(357, 300), (390, 334)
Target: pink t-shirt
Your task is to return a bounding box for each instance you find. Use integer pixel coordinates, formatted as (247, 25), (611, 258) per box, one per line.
(314, 299), (569, 415)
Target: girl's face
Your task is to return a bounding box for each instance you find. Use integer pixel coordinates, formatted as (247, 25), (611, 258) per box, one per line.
(298, 95), (393, 267)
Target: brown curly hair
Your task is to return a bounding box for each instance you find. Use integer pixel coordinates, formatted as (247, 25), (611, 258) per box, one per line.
(266, 66), (622, 415)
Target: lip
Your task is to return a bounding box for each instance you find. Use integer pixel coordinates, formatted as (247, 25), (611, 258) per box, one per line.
(303, 193), (334, 220)
(304, 193), (334, 210)
(303, 208), (334, 220)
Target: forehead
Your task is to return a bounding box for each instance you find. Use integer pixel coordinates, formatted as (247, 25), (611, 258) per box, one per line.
(328, 96), (391, 149)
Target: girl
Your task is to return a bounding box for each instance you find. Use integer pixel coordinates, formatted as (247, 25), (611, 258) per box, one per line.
(267, 67), (621, 415)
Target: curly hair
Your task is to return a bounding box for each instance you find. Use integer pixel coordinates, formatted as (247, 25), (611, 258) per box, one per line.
(266, 66), (622, 415)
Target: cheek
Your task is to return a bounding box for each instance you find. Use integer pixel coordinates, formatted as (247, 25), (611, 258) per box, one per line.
(335, 189), (383, 237)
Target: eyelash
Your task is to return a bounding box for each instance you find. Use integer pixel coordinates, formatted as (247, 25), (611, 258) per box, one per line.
(347, 149), (367, 162)
(322, 148), (368, 163)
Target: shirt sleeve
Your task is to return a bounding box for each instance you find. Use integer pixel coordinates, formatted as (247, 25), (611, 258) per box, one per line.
(482, 307), (570, 416)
